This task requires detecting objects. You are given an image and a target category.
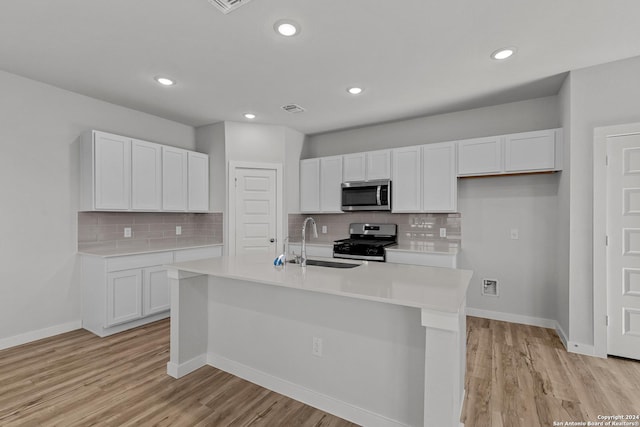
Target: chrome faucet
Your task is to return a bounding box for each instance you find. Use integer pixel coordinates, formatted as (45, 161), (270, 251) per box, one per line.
(301, 217), (318, 267)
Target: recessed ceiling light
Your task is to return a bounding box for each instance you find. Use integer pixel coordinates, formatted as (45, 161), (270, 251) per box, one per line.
(244, 113), (256, 119)
(491, 48), (516, 60)
(347, 87), (363, 95)
(154, 76), (175, 86)
(274, 20), (299, 37)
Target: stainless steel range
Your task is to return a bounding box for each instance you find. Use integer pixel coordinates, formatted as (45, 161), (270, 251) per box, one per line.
(333, 223), (397, 262)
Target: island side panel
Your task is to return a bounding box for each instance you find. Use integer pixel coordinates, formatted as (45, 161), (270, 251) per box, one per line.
(205, 275), (426, 427)
(167, 268), (209, 378)
(421, 299), (466, 427)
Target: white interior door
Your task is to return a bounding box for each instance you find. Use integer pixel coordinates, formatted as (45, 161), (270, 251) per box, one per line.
(233, 167), (278, 255)
(607, 132), (640, 360)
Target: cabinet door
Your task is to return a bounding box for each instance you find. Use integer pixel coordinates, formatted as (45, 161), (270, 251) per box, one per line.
(162, 146), (188, 211)
(94, 132), (131, 210)
(457, 136), (503, 176)
(143, 266), (170, 316)
(300, 159), (320, 213)
(188, 151), (209, 212)
(392, 146), (421, 212)
(131, 139), (162, 211)
(504, 129), (557, 172)
(367, 149), (392, 180)
(320, 156), (343, 212)
(343, 153), (366, 182)
(422, 142), (457, 212)
(106, 269), (143, 327)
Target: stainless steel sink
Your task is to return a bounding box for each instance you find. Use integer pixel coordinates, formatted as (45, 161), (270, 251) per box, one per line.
(288, 259), (361, 269)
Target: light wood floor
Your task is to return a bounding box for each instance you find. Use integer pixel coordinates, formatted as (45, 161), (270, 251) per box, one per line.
(1, 317), (638, 426)
(0, 320), (357, 427)
(462, 316), (640, 427)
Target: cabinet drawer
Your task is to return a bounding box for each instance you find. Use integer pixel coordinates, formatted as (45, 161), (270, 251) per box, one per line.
(106, 251), (174, 272)
(174, 246), (222, 262)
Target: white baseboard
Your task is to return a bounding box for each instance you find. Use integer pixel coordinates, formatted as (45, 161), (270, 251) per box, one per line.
(0, 320), (82, 351)
(555, 321), (569, 350)
(465, 307), (556, 329)
(166, 354), (207, 379)
(566, 341), (596, 357)
(207, 353), (409, 427)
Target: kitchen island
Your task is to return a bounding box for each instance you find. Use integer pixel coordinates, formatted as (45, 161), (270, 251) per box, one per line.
(165, 254), (472, 427)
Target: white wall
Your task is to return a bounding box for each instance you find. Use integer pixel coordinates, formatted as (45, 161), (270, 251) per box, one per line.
(305, 96), (560, 157)
(306, 97), (561, 324)
(196, 121), (305, 255)
(0, 70), (194, 343)
(458, 174), (559, 323)
(566, 55), (640, 347)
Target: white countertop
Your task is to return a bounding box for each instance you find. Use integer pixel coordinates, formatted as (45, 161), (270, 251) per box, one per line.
(78, 243), (223, 258)
(166, 254), (472, 312)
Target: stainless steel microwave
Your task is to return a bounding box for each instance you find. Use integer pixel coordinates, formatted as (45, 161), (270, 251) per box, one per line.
(341, 180), (391, 211)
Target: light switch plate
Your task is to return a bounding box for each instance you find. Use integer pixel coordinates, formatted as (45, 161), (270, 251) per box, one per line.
(510, 228), (519, 240)
(124, 227), (131, 238)
(176, 226), (182, 235)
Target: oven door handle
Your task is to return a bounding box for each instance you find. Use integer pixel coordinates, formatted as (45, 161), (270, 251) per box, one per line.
(376, 186), (381, 206)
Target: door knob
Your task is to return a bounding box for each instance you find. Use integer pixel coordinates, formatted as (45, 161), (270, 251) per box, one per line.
(269, 238), (275, 243)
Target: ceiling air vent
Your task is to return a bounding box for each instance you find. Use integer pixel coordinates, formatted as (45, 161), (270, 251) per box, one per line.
(281, 104), (305, 114)
(207, 0), (253, 14)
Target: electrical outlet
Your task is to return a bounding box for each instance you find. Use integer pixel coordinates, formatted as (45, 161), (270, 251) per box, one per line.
(510, 228), (519, 240)
(124, 227), (132, 238)
(176, 226), (182, 235)
(321, 225), (328, 234)
(439, 228), (447, 238)
(312, 337), (323, 357)
(482, 279), (499, 297)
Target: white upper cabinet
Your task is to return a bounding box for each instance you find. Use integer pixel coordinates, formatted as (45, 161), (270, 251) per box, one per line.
(392, 146), (422, 212)
(300, 158), (320, 213)
(366, 149), (392, 180)
(80, 131), (131, 211)
(457, 128), (562, 177)
(131, 139), (162, 211)
(343, 150), (392, 182)
(422, 142), (457, 212)
(81, 131), (209, 212)
(187, 151), (210, 212)
(300, 157), (343, 213)
(320, 156), (343, 213)
(392, 143), (457, 213)
(504, 129), (561, 172)
(342, 153), (366, 182)
(162, 146), (189, 211)
(457, 136), (503, 176)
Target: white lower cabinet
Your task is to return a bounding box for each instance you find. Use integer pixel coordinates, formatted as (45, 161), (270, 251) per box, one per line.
(106, 269), (143, 327)
(143, 265), (171, 316)
(81, 245), (222, 337)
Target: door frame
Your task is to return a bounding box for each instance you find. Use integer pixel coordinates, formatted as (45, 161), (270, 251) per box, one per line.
(593, 122), (640, 358)
(228, 161), (283, 257)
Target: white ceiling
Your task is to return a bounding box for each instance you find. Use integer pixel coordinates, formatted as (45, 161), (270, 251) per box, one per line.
(2, 0), (640, 135)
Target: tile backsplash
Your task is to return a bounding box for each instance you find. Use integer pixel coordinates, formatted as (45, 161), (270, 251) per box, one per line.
(78, 212), (223, 252)
(288, 212), (461, 251)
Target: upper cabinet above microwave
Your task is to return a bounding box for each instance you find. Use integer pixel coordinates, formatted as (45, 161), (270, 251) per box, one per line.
(80, 130), (209, 212)
(342, 149), (391, 182)
(457, 129), (562, 177)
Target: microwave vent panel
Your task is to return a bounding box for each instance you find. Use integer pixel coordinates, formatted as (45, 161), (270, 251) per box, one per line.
(282, 104), (305, 114)
(207, 0), (253, 14)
